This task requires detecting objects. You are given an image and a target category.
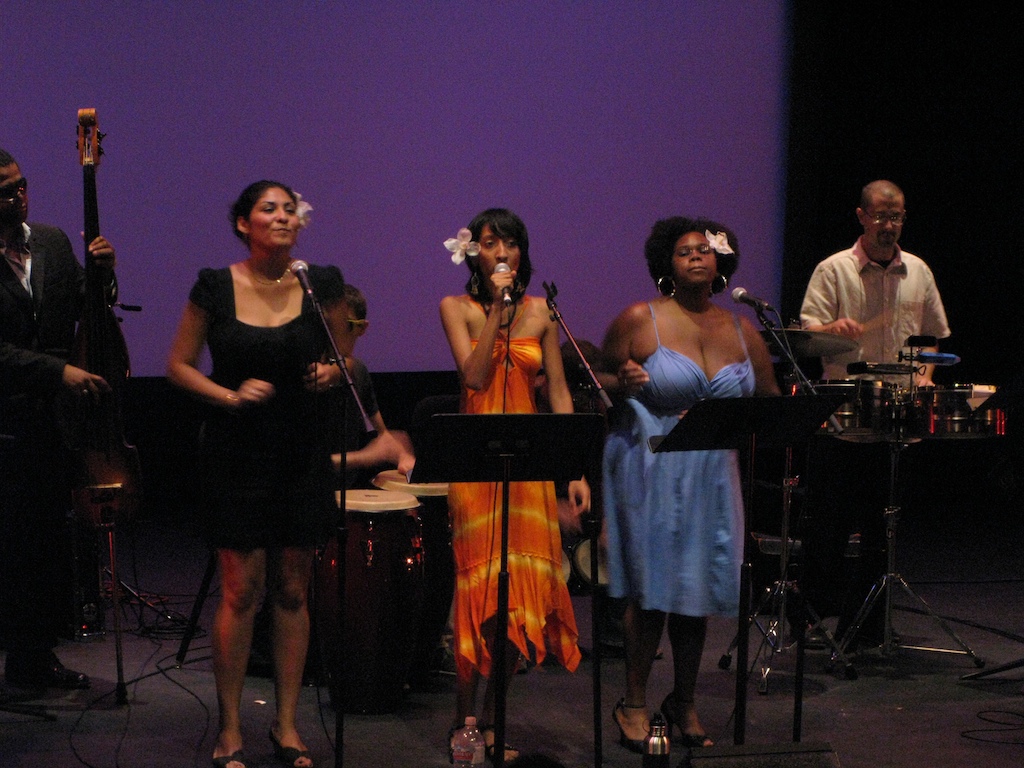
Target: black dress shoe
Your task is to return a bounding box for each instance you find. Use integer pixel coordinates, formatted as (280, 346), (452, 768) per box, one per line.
(5, 651), (90, 690)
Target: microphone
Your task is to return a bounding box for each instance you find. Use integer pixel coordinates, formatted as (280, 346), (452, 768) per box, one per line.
(289, 260), (316, 299)
(494, 262), (513, 306)
(731, 286), (775, 313)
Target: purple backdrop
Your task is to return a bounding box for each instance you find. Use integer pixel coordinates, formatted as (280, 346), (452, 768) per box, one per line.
(6, 1), (787, 375)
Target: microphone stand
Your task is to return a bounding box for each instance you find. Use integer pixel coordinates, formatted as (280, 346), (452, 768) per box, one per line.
(543, 282), (612, 411)
(297, 270), (375, 768)
(543, 281), (610, 768)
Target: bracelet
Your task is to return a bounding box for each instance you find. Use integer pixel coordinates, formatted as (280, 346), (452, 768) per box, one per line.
(225, 393), (240, 405)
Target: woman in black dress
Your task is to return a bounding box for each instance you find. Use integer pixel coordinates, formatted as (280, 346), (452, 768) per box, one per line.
(167, 180), (345, 768)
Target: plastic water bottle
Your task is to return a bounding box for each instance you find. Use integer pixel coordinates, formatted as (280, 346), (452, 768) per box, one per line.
(451, 716), (485, 766)
(643, 712), (670, 767)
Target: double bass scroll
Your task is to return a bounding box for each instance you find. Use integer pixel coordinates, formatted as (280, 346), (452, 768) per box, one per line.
(68, 108), (142, 526)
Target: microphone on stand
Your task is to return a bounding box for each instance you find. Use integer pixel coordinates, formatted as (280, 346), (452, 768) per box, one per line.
(289, 259), (316, 299)
(494, 262), (513, 306)
(731, 286), (775, 314)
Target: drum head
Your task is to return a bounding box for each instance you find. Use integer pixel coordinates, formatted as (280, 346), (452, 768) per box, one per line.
(339, 488), (419, 512)
(572, 539), (608, 586)
(372, 469), (449, 497)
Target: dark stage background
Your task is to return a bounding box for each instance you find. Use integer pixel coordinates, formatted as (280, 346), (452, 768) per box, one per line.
(782, 3), (1024, 389)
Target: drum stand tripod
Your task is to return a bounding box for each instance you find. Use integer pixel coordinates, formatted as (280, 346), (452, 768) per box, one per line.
(78, 483), (130, 706)
(719, 447), (856, 689)
(831, 435), (984, 666)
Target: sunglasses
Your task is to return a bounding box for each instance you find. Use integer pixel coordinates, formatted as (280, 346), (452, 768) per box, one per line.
(0, 177), (27, 203)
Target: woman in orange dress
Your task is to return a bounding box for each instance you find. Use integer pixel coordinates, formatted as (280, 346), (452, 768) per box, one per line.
(439, 208), (590, 762)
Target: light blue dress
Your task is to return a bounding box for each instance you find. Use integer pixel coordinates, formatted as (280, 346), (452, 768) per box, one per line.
(603, 304), (755, 616)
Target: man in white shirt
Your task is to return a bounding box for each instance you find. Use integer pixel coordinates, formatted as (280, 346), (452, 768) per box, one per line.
(796, 180), (951, 650)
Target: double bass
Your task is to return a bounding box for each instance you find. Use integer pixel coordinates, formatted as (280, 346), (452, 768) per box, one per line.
(68, 108), (142, 527)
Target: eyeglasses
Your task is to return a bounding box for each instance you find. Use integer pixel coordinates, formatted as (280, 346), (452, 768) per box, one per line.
(0, 177), (27, 203)
(866, 211), (906, 226)
(346, 318), (368, 331)
(674, 243), (714, 257)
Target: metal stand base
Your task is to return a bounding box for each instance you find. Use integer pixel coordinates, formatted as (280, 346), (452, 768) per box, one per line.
(720, 576), (856, 688)
(832, 504), (984, 667)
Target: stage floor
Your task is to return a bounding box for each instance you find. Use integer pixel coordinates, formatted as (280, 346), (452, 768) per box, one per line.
(2, 505), (1023, 768)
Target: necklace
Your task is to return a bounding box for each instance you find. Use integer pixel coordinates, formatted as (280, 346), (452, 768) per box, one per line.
(247, 260), (291, 285)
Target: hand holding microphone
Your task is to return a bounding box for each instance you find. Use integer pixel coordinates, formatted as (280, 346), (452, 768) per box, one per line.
(493, 262), (514, 306)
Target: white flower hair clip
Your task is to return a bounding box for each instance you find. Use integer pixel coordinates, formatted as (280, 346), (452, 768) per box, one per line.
(443, 227), (480, 265)
(705, 230), (734, 255)
(294, 192), (313, 229)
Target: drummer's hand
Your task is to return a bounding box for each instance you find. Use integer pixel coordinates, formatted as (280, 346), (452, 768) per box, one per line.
(304, 361), (339, 392)
(567, 478), (590, 514)
(822, 318), (863, 338)
(557, 497), (583, 535)
(617, 359), (648, 393)
(388, 430), (416, 476)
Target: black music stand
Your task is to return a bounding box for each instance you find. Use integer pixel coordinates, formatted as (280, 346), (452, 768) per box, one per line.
(412, 413), (605, 768)
(651, 394), (847, 745)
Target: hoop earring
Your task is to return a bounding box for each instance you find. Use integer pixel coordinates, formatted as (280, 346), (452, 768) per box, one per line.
(711, 274), (728, 295)
(657, 276), (676, 297)
(469, 272), (481, 296)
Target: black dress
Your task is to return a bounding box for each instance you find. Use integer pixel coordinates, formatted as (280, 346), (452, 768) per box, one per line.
(189, 264), (345, 550)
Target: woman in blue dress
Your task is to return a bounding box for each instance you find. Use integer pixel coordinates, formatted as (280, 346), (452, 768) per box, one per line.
(602, 217), (779, 751)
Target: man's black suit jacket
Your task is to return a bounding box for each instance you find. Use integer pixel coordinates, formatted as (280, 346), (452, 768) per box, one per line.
(0, 223), (84, 413)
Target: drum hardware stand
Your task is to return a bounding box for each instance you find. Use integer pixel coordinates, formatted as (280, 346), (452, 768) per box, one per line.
(79, 483), (129, 706)
(831, 434), (984, 666)
(718, 451), (856, 690)
(102, 565), (189, 627)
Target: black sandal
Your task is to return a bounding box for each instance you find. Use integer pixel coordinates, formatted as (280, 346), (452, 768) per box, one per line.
(212, 751), (247, 768)
(479, 725), (519, 764)
(612, 698), (647, 754)
(269, 729), (313, 768)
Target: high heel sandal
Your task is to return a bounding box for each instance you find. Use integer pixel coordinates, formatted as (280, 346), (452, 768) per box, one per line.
(659, 694), (713, 749)
(211, 751), (247, 768)
(612, 698), (647, 754)
(269, 729), (313, 768)
(478, 725), (519, 765)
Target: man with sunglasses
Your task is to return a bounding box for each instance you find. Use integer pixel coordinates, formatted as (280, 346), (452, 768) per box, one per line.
(796, 180), (950, 652)
(1, 147), (117, 693)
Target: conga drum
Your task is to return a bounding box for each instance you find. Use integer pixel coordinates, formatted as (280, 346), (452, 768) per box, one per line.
(315, 488), (424, 714)
(372, 470), (453, 682)
(571, 536), (609, 588)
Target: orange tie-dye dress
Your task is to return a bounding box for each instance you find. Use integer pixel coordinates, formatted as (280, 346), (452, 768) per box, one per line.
(448, 307), (581, 681)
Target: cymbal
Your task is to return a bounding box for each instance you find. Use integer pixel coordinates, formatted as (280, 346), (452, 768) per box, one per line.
(761, 329), (859, 358)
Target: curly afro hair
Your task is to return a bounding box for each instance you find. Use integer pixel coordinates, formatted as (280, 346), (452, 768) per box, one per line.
(644, 216), (739, 294)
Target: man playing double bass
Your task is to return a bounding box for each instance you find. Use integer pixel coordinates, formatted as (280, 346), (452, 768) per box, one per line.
(0, 146), (116, 692)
